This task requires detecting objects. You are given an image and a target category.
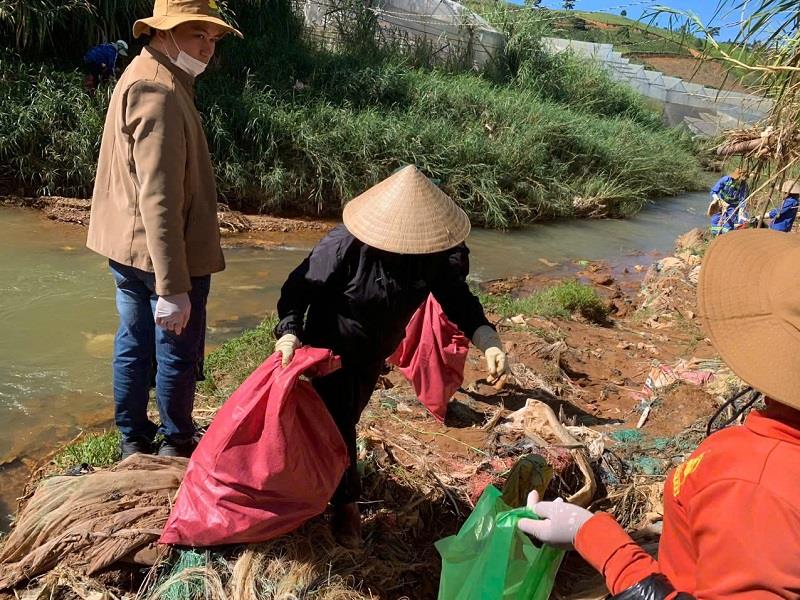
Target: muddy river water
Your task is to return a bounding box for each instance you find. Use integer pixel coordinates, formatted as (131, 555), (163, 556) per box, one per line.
(0, 192), (708, 528)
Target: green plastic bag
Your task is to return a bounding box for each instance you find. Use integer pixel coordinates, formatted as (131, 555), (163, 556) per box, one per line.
(436, 485), (564, 600)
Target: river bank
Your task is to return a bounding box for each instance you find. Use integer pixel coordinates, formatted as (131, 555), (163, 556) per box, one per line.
(0, 193), (713, 534)
(0, 225), (741, 599)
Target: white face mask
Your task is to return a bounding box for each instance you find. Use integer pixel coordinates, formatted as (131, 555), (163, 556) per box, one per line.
(169, 32), (208, 77)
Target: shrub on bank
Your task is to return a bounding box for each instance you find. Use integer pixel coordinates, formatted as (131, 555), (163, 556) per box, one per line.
(480, 281), (610, 323)
(0, 0), (702, 227)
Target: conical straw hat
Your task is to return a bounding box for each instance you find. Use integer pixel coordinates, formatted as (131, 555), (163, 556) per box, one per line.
(699, 230), (800, 410)
(342, 165), (471, 254)
(782, 179), (800, 195)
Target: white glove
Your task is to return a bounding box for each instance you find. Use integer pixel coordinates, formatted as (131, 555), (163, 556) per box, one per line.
(275, 333), (300, 367)
(518, 490), (594, 551)
(471, 325), (507, 379)
(712, 193), (721, 203)
(154, 293), (191, 335)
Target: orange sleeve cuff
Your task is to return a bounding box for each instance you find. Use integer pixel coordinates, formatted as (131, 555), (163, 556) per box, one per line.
(575, 513), (661, 594)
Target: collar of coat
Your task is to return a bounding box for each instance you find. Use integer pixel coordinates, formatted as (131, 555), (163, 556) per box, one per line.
(142, 45), (196, 94)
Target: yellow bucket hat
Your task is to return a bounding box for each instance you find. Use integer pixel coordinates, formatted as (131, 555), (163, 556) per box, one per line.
(699, 230), (800, 409)
(133, 0), (243, 39)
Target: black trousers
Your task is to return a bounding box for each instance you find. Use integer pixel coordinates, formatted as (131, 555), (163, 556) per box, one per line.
(312, 360), (383, 506)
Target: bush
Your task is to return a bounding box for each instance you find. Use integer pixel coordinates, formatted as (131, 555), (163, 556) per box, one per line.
(482, 281), (609, 323)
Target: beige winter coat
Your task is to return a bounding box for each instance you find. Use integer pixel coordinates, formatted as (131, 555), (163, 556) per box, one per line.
(87, 46), (224, 296)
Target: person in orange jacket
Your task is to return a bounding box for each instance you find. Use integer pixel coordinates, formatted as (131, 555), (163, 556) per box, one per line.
(518, 229), (800, 599)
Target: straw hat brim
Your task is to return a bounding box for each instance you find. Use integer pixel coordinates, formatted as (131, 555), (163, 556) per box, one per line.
(133, 15), (243, 39)
(342, 167), (471, 254)
(699, 230), (800, 409)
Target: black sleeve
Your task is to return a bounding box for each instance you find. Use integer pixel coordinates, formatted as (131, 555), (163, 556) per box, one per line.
(429, 243), (493, 340)
(610, 574), (695, 600)
(274, 227), (353, 341)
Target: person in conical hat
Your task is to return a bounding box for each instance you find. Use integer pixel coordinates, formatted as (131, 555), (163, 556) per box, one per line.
(516, 230), (800, 598)
(274, 165), (507, 547)
(87, 0), (241, 460)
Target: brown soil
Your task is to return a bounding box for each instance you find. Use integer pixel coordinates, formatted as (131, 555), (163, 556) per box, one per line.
(629, 54), (753, 93)
(0, 226), (735, 599)
(0, 196), (333, 248)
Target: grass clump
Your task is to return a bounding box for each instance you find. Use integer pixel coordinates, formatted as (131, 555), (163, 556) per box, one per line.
(200, 315), (278, 401)
(483, 281), (609, 323)
(52, 430), (121, 470)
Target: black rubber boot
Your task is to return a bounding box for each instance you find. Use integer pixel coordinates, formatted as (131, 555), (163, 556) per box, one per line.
(120, 437), (154, 460)
(157, 438), (196, 458)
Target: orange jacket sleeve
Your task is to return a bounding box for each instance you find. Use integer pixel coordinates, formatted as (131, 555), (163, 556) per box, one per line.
(575, 513), (664, 595)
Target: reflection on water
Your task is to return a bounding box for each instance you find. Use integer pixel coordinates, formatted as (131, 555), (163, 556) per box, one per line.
(0, 193), (708, 528)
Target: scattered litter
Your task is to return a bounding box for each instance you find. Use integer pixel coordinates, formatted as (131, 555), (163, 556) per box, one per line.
(611, 429), (643, 444)
(657, 257), (684, 272)
(633, 456), (666, 476)
(629, 360), (716, 404)
(565, 425), (606, 459)
(637, 404), (652, 429)
(497, 399), (596, 508)
(0, 454), (182, 590)
(396, 401), (414, 413)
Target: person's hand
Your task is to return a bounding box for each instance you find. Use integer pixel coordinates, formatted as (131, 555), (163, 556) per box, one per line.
(711, 193), (721, 204)
(275, 333), (300, 367)
(471, 325), (508, 380)
(484, 347), (507, 380)
(518, 491), (593, 551)
(154, 293), (191, 335)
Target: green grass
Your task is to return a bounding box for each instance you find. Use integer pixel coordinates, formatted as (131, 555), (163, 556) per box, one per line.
(0, 0), (703, 227)
(200, 315), (278, 401)
(52, 430), (121, 470)
(478, 280), (609, 323)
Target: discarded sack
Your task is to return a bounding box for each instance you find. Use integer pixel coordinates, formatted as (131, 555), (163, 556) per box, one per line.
(160, 346), (349, 547)
(436, 485), (564, 600)
(0, 454), (184, 590)
(389, 294), (468, 422)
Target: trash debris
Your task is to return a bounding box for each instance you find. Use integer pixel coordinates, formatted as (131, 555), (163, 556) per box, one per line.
(564, 425), (606, 460)
(611, 429), (643, 444)
(0, 454), (183, 590)
(501, 455), (553, 508)
(499, 399), (596, 508)
(657, 257), (684, 272)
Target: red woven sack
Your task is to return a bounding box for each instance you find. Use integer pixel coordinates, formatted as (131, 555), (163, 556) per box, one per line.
(160, 346), (348, 547)
(389, 294), (469, 422)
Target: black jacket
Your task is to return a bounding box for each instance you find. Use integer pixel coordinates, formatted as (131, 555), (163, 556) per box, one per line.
(275, 225), (491, 364)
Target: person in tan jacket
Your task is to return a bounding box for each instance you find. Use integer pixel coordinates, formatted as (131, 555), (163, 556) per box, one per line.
(87, 0), (241, 459)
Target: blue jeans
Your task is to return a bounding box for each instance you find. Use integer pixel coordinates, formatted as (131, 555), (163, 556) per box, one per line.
(109, 260), (210, 444)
